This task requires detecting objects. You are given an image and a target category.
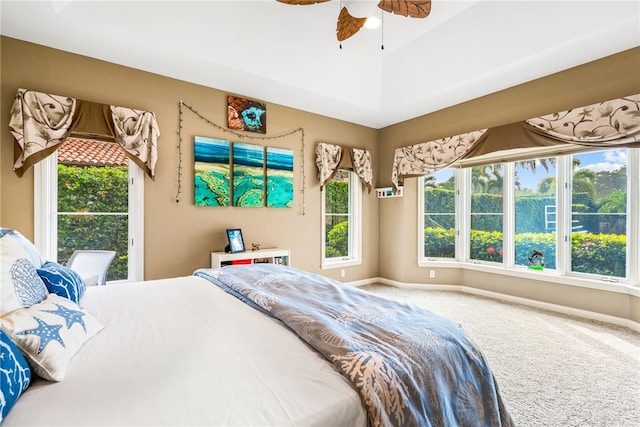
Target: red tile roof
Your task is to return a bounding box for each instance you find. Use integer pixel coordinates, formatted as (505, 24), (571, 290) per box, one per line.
(58, 138), (128, 167)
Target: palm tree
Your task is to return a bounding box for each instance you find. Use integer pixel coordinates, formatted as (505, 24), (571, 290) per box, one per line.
(598, 189), (626, 213)
(536, 176), (556, 194)
(572, 169), (597, 201)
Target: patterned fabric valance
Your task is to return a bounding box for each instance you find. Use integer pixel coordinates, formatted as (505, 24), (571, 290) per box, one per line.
(391, 93), (640, 190)
(9, 88), (160, 178)
(526, 94), (640, 145)
(315, 142), (373, 193)
(391, 130), (487, 190)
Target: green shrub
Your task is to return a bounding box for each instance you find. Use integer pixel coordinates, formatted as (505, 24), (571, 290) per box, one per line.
(57, 165), (128, 281)
(424, 228), (625, 276)
(326, 220), (349, 258)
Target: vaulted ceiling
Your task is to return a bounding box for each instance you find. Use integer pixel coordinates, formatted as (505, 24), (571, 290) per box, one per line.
(1, 1), (638, 128)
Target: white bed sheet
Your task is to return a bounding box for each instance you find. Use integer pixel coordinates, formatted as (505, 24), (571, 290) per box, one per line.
(5, 276), (366, 426)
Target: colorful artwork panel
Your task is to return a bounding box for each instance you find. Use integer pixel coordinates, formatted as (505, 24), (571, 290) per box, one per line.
(233, 142), (264, 207)
(266, 147), (294, 208)
(227, 95), (267, 134)
(194, 136), (230, 206)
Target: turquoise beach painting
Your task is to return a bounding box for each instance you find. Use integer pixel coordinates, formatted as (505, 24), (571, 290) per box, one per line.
(233, 142), (264, 207)
(266, 147), (294, 208)
(194, 136), (230, 206)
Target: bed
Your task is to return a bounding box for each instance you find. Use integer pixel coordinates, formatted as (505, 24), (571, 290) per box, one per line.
(1, 229), (513, 426)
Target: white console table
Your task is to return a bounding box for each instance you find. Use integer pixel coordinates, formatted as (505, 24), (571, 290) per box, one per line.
(211, 248), (290, 269)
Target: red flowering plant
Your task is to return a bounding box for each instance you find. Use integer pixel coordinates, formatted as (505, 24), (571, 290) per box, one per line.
(470, 230), (503, 262)
(485, 246), (503, 262)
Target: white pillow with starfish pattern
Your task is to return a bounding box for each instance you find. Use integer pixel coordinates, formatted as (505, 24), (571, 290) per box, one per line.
(0, 294), (104, 381)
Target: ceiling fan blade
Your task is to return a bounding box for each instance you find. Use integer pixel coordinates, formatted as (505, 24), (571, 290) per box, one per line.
(336, 6), (367, 41)
(377, 0), (432, 18)
(276, 0), (330, 5)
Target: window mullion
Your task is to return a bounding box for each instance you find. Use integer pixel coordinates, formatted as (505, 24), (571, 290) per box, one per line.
(628, 149), (639, 284)
(556, 156), (571, 274)
(503, 162), (515, 267)
(34, 153), (58, 262)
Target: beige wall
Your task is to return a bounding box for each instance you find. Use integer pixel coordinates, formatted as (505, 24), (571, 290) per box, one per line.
(377, 47), (640, 324)
(0, 36), (379, 282)
(1, 36), (638, 324)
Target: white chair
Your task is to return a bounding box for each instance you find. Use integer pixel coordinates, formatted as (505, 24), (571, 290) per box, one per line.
(66, 250), (116, 286)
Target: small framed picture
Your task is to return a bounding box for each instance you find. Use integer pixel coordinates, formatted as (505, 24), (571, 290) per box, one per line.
(226, 228), (246, 253)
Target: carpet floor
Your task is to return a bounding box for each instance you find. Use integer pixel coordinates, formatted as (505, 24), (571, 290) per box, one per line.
(360, 284), (640, 427)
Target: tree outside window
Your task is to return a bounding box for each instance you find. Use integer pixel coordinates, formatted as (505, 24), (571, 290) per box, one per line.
(470, 164), (504, 263)
(57, 139), (129, 281)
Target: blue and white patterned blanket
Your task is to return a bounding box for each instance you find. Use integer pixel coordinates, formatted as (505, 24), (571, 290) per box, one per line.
(195, 264), (513, 427)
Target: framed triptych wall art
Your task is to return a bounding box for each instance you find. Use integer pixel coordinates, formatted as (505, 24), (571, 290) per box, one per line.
(194, 137), (293, 209)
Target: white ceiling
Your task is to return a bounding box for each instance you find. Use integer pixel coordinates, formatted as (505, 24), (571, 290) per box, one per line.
(1, 0), (638, 128)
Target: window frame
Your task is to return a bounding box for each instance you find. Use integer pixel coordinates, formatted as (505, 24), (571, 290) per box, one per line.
(34, 150), (144, 283)
(321, 169), (362, 269)
(417, 168), (460, 263)
(417, 147), (640, 294)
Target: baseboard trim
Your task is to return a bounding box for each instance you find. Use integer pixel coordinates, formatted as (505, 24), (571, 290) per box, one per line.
(348, 277), (640, 333)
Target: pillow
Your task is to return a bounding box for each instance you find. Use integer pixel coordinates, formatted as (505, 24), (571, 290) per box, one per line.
(0, 228), (43, 268)
(0, 294), (104, 382)
(0, 329), (31, 423)
(37, 261), (86, 304)
(1, 228), (49, 315)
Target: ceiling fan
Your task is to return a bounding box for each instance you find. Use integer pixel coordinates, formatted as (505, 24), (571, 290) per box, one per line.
(276, 0), (432, 42)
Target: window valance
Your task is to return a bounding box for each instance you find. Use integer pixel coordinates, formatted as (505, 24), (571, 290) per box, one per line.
(315, 142), (373, 193)
(391, 130), (487, 190)
(9, 88), (160, 178)
(391, 93), (640, 190)
(525, 94), (640, 145)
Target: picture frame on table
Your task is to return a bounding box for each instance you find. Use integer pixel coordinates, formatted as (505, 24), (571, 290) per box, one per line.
(226, 228), (246, 253)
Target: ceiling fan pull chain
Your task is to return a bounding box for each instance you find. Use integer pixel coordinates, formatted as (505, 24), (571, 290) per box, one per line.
(339, 0), (342, 49)
(380, 9), (384, 50)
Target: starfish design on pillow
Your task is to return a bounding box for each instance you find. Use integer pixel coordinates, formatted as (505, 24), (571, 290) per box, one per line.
(15, 316), (66, 354)
(44, 303), (87, 332)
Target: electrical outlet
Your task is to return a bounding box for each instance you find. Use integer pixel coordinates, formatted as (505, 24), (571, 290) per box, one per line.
(341, 269), (346, 278)
(429, 270), (435, 279)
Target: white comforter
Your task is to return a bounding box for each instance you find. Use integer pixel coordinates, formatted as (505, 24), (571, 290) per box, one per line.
(5, 276), (366, 426)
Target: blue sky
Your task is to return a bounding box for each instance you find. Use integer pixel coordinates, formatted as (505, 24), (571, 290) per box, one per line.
(518, 149), (627, 191)
(432, 149), (628, 191)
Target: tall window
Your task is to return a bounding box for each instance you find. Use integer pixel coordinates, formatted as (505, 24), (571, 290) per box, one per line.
(469, 164), (504, 263)
(322, 169), (361, 268)
(570, 149), (628, 278)
(514, 158), (557, 269)
(35, 138), (144, 282)
(421, 169), (456, 259)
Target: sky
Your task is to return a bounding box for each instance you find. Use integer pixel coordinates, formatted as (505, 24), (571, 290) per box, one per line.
(518, 149), (627, 191)
(432, 148), (628, 191)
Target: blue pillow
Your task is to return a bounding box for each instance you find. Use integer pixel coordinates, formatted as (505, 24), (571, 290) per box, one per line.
(37, 261), (86, 304)
(0, 328), (31, 422)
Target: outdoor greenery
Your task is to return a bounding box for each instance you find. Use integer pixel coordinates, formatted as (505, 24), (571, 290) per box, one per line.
(57, 164), (128, 281)
(325, 177), (349, 258)
(423, 160), (628, 278)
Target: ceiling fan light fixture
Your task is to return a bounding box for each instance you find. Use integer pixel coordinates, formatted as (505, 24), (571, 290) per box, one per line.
(364, 16), (381, 29)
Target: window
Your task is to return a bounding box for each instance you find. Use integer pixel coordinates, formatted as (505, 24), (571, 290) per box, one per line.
(418, 146), (638, 288)
(514, 158), (557, 269)
(322, 169), (361, 268)
(570, 150), (628, 278)
(420, 169), (457, 260)
(35, 138), (144, 282)
(469, 164), (504, 263)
